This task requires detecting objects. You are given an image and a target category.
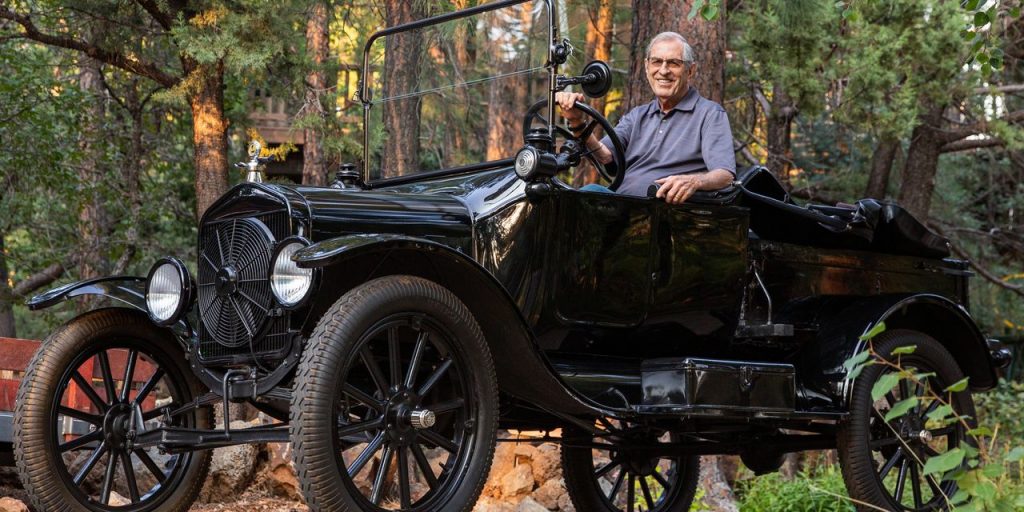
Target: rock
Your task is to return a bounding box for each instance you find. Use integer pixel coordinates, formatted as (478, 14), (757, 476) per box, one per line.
(500, 463), (535, 498)
(0, 498), (28, 512)
(482, 441), (518, 498)
(530, 443), (562, 483)
(515, 496), (550, 512)
(261, 442), (301, 500)
(530, 478), (565, 510)
(557, 490), (576, 512)
(513, 443), (538, 465)
(473, 497), (516, 512)
(198, 421), (261, 503)
(699, 456), (739, 512)
(108, 491), (130, 507)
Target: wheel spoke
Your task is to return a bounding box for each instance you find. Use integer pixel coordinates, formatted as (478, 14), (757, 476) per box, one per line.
(870, 436), (901, 449)
(133, 368), (165, 407)
(388, 327), (401, 388)
(96, 351), (118, 404)
(627, 474), (635, 512)
(894, 459), (909, 503)
(121, 451), (140, 503)
(336, 416), (384, 439)
(426, 398), (464, 415)
(639, 476), (656, 510)
(360, 347), (390, 395)
(405, 330), (428, 388)
(410, 443), (439, 489)
(72, 441), (108, 485)
(929, 426), (957, 438)
(348, 432), (385, 478)
(343, 383), (384, 412)
(59, 406), (102, 425)
(652, 466), (671, 489)
(594, 459), (619, 479)
(417, 358), (453, 397)
(370, 445), (394, 505)
(100, 449), (119, 505)
(608, 469), (625, 502)
(398, 447), (412, 509)
(879, 448), (904, 480)
(59, 430), (103, 453)
(70, 370), (108, 412)
(909, 459), (923, 508)
(120, 350), (138, 403)
(134, 448), (167, 484)
(925, 473), (944, 500)
(419, 428), (458, 453)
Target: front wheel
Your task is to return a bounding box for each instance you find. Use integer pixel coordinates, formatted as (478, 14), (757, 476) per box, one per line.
(290, 276), (498, 512)
(14, 308), (211, 512)
(561, 421), (699, 512)
(838, 330), (976, 511)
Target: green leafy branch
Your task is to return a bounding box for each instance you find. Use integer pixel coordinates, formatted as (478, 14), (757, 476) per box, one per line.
(687, 0), (722, 21)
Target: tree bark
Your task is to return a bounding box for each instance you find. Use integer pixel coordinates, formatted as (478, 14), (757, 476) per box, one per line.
(865, 136), (900, 199)
(678, 1), (726, 103)
(625, 0), (687, 110)
(186, 60), (230, 218)
(77, 55), (109, 282)
(381, 0), (426, 177)
(0, 235), (14, 338)
(765, 85), (796, 183)
(585, 0), (615, 117)
(112, 77), (145, 275)
(302, 0), (330, 186)
(898, 105), (946, 220)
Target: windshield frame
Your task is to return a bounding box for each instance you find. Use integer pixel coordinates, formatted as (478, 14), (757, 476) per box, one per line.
(358, 0), (559, 187)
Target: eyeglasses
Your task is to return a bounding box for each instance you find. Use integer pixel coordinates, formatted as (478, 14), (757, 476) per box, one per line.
(647, 57), (687, 71)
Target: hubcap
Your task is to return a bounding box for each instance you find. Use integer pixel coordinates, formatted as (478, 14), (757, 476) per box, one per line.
(409, 409), (436, 429)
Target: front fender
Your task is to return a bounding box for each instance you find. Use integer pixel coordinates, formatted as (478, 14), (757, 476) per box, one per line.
(800, 293), (996, 411)
(27, 276), (147, 312)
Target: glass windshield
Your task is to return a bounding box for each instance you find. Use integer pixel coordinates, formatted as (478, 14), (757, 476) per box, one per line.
(362, 1), (552, 181)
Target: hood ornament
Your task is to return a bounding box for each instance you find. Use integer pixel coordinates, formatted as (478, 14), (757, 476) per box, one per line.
(235, 140), (272, 183)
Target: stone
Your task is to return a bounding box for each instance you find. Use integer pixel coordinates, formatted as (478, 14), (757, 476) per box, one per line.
(0, 498), (28, 512)
(261, 442), (301, 500)
(108, 491), (130, 507)
(530, 478), (565, 510)
(530, 443), (562, 484)
(513, 443), (538, 465)
(557, 490), (576, 512)
(482, 441), (518, 498)
(500, 462), (535, 498)
(473, 497), (516, 512)
(515, 496), (551, 512)
(198, 421), (261, 503)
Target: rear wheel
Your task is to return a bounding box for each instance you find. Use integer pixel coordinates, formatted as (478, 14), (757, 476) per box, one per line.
(290, 276), (498, 512)
(14, 308), (210, 512)
(561, 420), (699, 512)
(838, 330), (976, 511)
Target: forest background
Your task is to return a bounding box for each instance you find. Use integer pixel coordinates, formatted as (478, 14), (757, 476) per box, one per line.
(0, 0), (1022, 508)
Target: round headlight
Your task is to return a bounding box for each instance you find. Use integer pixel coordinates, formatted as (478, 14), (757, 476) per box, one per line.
(145, 258), (192, 326)
(271, 240), (313, 308)
(515, 147), (538, 179)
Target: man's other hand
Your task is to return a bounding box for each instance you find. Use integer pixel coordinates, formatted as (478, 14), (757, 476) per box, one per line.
(654, 174), (704, 205)
(555, 92), (587, 124)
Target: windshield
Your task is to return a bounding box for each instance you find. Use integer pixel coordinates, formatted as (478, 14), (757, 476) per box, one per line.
(361, 0), (553, 182)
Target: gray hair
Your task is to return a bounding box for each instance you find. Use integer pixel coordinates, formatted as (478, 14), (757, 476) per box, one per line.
(646, 32), (695, 63)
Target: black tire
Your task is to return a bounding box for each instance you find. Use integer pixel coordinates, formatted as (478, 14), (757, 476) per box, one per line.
(838, 330), (976, 512)
(561, 421), (699, 512)
(290, 276), (498, 512)
(14, 308), (211, 512)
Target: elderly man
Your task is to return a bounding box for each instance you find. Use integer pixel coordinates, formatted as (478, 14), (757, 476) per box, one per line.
(557, 32), (735, 204)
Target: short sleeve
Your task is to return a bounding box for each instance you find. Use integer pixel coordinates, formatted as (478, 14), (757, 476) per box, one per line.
(600, 105), (639, 151)
(700, 106), (736, 175)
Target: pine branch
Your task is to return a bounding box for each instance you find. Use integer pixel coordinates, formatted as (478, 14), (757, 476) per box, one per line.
(11, 263), (65, 298)
(936, 110), (1024, 144)
(0, 6), (180, 87)
(930, 225), (1024, 299)
(940, 137), (1006, 153)
(973, 84), (1024, 95)
(133, 0), (173, 30)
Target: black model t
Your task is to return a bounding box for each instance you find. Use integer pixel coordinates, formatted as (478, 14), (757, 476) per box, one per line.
(12, 1), (1011, 511)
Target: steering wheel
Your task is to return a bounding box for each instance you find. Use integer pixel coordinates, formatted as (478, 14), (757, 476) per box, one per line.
(522, 99), (627, 191)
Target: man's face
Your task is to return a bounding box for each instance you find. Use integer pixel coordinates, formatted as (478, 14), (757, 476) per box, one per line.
(646, 39), (695, 107)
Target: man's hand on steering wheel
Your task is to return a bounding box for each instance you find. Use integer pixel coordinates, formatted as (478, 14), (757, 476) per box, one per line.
(555, 91), (588, 126)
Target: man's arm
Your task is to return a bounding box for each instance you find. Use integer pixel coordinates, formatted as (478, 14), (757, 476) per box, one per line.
(555, 92), (614, 164)
(654, 169), (734, 205)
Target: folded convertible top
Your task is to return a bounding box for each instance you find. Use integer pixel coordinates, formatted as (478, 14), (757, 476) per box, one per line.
(736, 167), (951, 259)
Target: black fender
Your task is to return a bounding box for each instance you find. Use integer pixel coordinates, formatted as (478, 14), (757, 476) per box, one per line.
(800, 293), (997, 411)
(293, 233), (609, 418)
(27, 276), (148, 312)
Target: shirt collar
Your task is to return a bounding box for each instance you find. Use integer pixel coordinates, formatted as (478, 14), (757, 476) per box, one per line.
(646, 86), (700, 116)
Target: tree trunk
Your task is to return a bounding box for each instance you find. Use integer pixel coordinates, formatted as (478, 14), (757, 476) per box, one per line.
(302, 0), (330, 186)
(381, 0), (426, 177)
(187, 60), (230, 218)
(77, 55), (109, 282)
(585, 0), (615, 117)
(113, 78), (145, 275)
(0, 234), (14, 338)
(625, 0), (687, 110)
(898, 105), (945, 220)
(865, 136), (900, 199)
(766, 85), (796, 183)
(700, 456), (739, 512)
(679, 1), (726, 103)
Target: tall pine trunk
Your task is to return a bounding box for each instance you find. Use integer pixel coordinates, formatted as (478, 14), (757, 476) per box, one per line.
(679, 1), (726, 103)
(381, 0), (426, 177)
(865, 136), (900, 199)
(0, 235), (14, 338)
(303, 0), (330, 186)
(186, 60), (230, 218)
(625, 0), (686, 110)
(77, 55), (109, 283)
(765, 85), (796, 183)
(898, 105), (945, 220)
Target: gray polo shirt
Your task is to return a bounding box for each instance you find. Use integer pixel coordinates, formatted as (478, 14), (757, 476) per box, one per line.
(600, 87), (736, 197)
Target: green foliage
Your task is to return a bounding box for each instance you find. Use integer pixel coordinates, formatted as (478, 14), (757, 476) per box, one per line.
(736, 465), (854, 512)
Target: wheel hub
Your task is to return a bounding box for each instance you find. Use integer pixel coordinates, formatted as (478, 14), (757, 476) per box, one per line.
(102, 403), (134, 447)
(383, 386), (435, 445)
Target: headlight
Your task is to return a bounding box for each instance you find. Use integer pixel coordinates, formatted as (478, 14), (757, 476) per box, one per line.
(514, 146), (538, 179)
(271, 238), (313, 308)
(145, 258), (193, 326)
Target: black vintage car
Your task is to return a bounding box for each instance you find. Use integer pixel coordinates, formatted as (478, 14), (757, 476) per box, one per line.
(9, 1), (1012, 511)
